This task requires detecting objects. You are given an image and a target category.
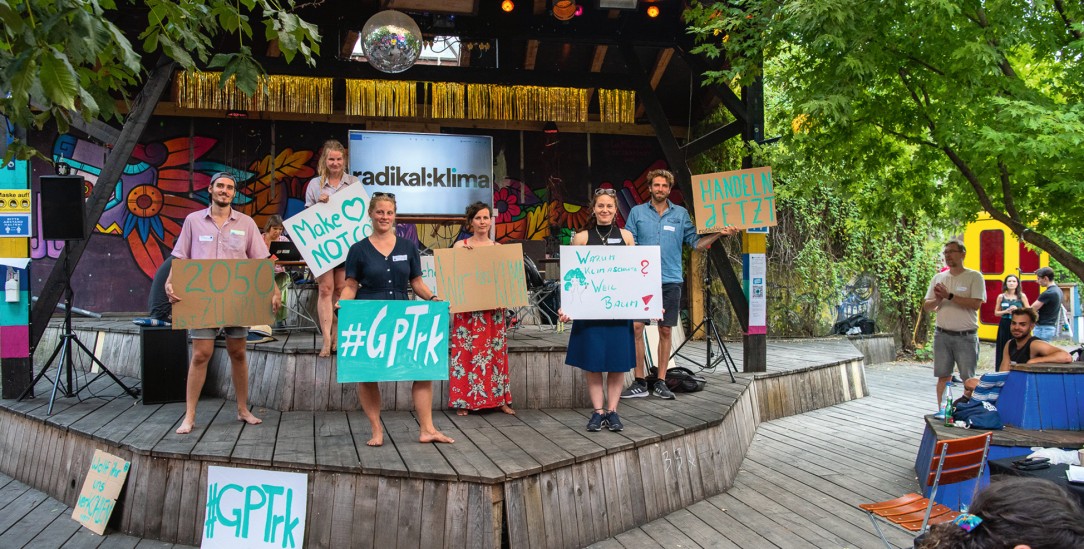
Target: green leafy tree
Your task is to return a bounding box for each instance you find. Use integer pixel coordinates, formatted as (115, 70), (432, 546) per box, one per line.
(0, 0), (320, 159)
(686, 0), (1084, 281)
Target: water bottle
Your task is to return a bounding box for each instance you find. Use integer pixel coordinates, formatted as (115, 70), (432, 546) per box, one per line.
(944, 395), (954, 426)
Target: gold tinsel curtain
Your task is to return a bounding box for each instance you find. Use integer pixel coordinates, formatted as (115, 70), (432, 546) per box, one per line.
(173, 71), (333, 114)
(345, 79), (418, 117)
(429, 82), (466, 119)
(466, 84), (588, 122)
(598, 89), (635, 124)
(174, 71), (636, 125)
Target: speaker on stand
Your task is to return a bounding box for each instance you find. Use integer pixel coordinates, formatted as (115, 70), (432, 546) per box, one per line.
(39, 175), (87, 241)
(18, 175), (141, 413)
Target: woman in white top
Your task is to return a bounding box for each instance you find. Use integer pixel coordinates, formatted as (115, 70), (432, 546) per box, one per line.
(304, 139), (360, 357)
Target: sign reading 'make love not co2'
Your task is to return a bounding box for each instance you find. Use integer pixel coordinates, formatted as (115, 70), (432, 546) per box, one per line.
(284, 183), (373, 277)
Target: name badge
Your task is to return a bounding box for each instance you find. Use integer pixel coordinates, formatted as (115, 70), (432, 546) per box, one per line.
(199, 235), (214, 242)
(607, 238), (623, 244)
(955, 286), (968, 292)
(230, 229), (246, 236)
(392, 254), (408, 262)
(663, 225), (676, 232)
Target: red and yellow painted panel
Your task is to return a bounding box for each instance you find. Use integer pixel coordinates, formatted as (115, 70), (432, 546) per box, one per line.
(962, 213), (1048, 342)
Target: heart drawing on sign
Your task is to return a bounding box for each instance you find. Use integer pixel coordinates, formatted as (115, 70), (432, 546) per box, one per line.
(341, 197), (367, 222)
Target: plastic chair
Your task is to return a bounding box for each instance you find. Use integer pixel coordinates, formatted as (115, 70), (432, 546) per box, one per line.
(858, 431), (992, 548)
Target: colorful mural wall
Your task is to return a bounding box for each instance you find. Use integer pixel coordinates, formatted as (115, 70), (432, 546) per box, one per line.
(29, 120), (677, 312)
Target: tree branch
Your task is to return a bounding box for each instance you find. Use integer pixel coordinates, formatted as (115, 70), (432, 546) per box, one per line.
(1054, 0), (1084, 40)
(998, 159), (1020, 220)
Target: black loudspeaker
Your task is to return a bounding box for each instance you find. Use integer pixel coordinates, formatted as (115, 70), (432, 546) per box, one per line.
(140, 327), (188, 404)
(39, 175), (87, 241)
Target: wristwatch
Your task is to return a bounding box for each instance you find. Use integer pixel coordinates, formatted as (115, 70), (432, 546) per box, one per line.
(948, 293), (955, 301)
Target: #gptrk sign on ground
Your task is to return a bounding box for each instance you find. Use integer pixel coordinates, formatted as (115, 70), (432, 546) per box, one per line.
(690, 166), (776, 232)
(336, 299), (450, 382)
(283, 183), (372, 277)
(203, 466), (307, 549)
(559, 245), (662, 320)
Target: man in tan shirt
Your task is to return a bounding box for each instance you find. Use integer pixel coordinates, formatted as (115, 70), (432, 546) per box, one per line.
(923, 239), (986, 409)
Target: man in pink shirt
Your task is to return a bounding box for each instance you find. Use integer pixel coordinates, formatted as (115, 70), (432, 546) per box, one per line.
(165, 172), (281, 434)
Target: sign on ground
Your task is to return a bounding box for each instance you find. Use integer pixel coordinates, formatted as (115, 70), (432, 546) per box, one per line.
(72, 449), (130, 535)
(203, 466), (308, 549)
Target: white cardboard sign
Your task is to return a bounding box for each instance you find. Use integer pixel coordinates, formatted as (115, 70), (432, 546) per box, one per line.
(283, 183), (372, 277)
(202, 466), (308, 549)
(559, 245), (662, 320)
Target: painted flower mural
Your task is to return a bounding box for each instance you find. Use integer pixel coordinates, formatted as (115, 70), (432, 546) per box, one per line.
(493, 187), (521, 224)
(44, 134), (315, 279)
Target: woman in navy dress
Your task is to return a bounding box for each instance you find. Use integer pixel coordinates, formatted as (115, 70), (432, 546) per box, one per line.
(558, 189), (636, 432)
(337, 193), (454, 447)
(993, 274), (1029, 371)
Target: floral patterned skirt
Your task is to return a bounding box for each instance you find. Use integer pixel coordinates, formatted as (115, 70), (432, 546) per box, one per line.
(448, 309), (511, 410)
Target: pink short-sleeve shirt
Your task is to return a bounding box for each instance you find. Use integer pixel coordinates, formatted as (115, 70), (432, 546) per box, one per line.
(172, 207), (269, 260)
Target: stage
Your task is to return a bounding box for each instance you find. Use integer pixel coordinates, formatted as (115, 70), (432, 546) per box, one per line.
(0, 317), (873, 548)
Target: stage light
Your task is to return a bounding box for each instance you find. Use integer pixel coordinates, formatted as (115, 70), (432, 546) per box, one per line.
(552, 0), (576, 21)
(543, 121), (559, 134)
(646, 5), (660, 18)
(501, 0), (514, 12)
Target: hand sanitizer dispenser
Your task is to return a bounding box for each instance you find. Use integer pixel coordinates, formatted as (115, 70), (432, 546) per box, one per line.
(5, 269), (18, 303)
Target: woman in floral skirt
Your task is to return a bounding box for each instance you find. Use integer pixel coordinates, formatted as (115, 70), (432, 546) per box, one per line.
(448, 201), (516, 416)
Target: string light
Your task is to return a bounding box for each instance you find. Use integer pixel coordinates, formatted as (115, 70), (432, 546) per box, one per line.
(647, 5), (660, 18)
(552, 1), (576, 21)
(501, 0), (514, 12)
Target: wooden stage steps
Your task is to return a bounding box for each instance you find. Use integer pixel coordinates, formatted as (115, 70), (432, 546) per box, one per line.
(1, 318), (869, 548)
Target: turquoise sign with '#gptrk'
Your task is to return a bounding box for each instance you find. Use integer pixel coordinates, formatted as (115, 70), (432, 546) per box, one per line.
(336, 299), (450, 382)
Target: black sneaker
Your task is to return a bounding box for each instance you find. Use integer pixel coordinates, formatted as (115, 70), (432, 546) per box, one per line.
(606, 411), (624, 431)
(586, 411), (606, 432)
(620, 380), (649, 399)
(653, 380), (676, 400)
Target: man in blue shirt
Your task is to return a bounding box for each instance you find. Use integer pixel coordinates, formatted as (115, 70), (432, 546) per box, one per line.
(621, 169), (735, 399)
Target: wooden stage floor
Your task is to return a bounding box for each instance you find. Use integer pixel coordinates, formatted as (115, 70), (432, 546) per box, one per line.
(0, 318), (871, 548)
(589, 361), (934, 549)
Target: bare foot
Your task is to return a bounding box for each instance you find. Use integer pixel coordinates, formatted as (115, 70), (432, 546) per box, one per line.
(238, 411), (262, 425)
(500, 404), (516, 415)
(367, 430), (384, 447)
(456, 409), (469, 416)
(319, 346), (332, 358)
(175, 419), (194, 435)
(419, 430), (454, 444)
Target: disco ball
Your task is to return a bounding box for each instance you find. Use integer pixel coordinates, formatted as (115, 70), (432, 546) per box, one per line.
(361, 10), (423, 74)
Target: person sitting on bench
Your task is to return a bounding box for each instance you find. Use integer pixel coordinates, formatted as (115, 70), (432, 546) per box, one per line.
(1003, 308), (1073, 369)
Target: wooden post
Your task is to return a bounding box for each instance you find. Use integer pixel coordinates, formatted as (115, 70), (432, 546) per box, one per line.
(741, 75), (767, 373)
(29, 59), (176, 352)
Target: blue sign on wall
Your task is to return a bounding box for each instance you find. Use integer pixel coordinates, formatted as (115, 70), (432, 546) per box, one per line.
(0, 214), (30, 237)
(336, 299), (449, 383)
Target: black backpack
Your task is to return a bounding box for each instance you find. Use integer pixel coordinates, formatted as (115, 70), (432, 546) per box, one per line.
(647, 366), (707, 393)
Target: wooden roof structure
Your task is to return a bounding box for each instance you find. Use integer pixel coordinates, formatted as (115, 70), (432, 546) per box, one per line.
(33, 0), (764, 368)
